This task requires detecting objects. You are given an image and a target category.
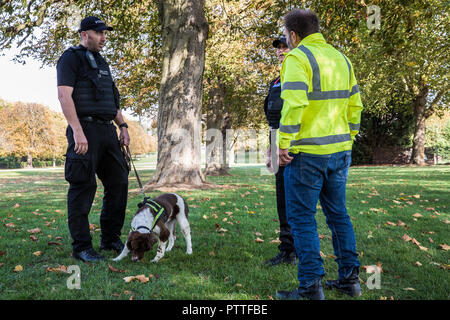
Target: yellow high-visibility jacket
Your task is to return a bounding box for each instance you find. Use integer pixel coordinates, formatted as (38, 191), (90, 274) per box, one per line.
(278, 33), (363, 155)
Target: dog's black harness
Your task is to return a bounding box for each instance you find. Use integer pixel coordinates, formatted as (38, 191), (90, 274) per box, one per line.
(132, 197), (167, 233)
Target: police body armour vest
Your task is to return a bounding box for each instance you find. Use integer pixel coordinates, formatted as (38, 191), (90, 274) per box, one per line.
(69, 45), (117, 119)
(266, 77), (283, 129)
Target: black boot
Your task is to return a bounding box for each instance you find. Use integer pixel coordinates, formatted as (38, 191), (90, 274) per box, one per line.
(264, 251), (297, 266)
(324, 268), (362, 297)
(99, 238), (124, 252)
(277, 279), (325, 300)
(73, 247), (105, 262)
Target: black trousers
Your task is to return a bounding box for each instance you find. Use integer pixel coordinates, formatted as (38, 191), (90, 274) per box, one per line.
(275, 165), (296, 254)
(64, 121), (129, 253)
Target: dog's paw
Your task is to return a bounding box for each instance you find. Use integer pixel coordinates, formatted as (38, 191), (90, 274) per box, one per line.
(186, 249), (193, 255)
(151, 258), (160, 263)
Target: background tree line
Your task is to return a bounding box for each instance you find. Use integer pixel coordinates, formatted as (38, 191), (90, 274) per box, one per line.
(0, 99), (156, 168)
(0, 0), (448, 183)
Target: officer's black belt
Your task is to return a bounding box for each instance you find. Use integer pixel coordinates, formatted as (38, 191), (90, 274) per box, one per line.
(79, 116), (113, 125)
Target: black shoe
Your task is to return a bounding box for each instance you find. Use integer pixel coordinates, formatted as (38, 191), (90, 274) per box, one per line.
(264, 251), (297, 266)
(324, 268), (362, 297)
(73, 248), (105, 262)
(100, 239), (124, 252)
(277, 279), (325, 300)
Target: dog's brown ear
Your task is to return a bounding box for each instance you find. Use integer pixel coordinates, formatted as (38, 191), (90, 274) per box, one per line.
(144, 233), (158, 250)
(126, 231), (138, 250)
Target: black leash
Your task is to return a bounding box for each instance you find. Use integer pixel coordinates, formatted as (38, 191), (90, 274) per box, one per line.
(122, 145), (146, 198)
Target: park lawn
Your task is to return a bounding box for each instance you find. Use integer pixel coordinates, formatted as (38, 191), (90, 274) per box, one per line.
(0, 165), (448, 300)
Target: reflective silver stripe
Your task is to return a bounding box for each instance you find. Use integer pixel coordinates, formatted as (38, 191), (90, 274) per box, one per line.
(340, 52), (351, 86)
(280, 124), (301, 133)
(282, 81), (309, 92)
(290, 133), (352, 146)
(308, 90), (350, 100)
(350, 84), (359, 96)
(348, 123), (360, 131)
(298, 45), (321, 91)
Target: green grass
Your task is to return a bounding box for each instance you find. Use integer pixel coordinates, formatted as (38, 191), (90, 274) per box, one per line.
(0, 164), (449, 300)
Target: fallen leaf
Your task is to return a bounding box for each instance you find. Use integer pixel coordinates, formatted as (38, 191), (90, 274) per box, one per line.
(412, 213), (423, 218)
(402, 234), (412, 242)
(108, 264), (126, 273)
(4, 222), (16, 228)
(414, 261), (422, 267)
(236, 283), (242, 287)
(418, 246), (429, 252)
(439, 244), (450, 251)
(217, 228), (228, 233)
(270, 239), (281, 244)
(362, 264), (382, 273)
(254, 232), (263, 236)
(33, 251), (42, 256)
(135, 274), (150, 283)
(48, 241), (62, 246)
(209, 251), (215, 256)
(27, 228), (41, 234)
(30, 235), (38, 241)
(403, 288), (415, 291)
(412, 195), (420, 199)
(0, 251), (6, 256)
(123, 290), (132, 295)
(14, 265), (23, 272)
(13, 203), (20, 209)
(46, 265), (68, 273)
(397, 220), (406, 226)
(255, 238), (264, 243)
(123, 276), (135, 283)
(386, 221), (397, 226)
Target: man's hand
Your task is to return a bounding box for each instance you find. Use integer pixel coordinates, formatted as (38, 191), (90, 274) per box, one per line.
(279, 148), (293, 166)
(73, 128), (88, 155)
(265, 147), (272, 169)
(119, 127), (130, 147)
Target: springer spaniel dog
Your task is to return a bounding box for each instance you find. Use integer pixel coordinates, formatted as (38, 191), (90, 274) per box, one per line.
(113, 193), (192, 262)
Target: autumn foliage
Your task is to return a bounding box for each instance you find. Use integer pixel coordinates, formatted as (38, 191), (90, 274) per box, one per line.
(0, 99), (156, 168)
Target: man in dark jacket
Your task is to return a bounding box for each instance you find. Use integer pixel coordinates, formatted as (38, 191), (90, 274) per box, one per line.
(263, 36), (297, 266)
(57, 16), (130, 262)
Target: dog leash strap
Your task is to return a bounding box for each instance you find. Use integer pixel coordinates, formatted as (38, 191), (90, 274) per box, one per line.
(126, 145), (146, 198)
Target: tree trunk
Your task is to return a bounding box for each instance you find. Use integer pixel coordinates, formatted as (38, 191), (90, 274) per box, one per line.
(204, 80), (231, 176)
(410, 85), (429, 165)
(27, 151), (33, 168)
(152, 0), (209, 186)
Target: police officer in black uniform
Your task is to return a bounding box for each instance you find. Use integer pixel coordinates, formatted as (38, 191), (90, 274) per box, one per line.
(263, 36), (297, 266)
(57, 16), (130, 262)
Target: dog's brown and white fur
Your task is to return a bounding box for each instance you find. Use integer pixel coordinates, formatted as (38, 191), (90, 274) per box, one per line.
(113, 193), (192, 262)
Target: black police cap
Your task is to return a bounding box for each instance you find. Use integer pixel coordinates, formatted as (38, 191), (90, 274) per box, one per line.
(78, 16), (113, 33)
(272, 35), (287, 48)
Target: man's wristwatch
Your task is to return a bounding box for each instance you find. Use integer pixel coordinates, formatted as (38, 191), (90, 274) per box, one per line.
(119, 122), (128, 129)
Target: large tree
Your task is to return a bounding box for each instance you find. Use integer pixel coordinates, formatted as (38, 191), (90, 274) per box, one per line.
(1, 0), (209, 186)
(151, 0), (209, 186)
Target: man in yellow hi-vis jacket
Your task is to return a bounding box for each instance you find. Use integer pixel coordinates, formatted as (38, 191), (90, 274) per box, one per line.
(275, 9), (363, 300)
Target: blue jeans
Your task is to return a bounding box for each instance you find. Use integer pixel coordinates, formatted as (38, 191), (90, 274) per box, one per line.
(284, 150), (360, 287)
